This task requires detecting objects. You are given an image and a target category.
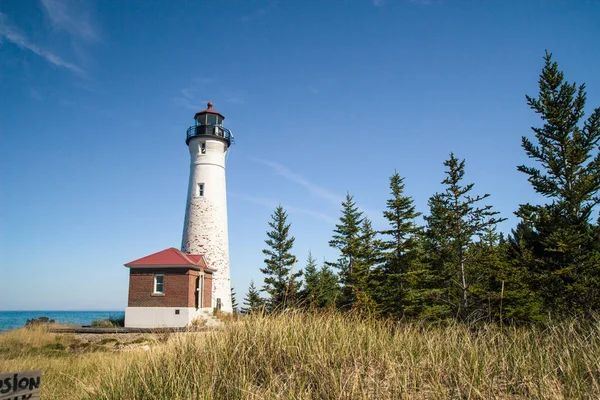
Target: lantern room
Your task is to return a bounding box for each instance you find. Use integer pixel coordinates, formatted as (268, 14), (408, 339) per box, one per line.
(194, 101), (224, 126)
(186, 101), (234, 146)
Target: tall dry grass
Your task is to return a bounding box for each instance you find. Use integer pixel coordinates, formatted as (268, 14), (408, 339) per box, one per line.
(0, 325), (144, 398)
(92, 312), (600, 399)
(2, 313), (600, 398)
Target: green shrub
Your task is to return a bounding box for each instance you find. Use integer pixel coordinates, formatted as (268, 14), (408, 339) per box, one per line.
(25, 316), (55, 327)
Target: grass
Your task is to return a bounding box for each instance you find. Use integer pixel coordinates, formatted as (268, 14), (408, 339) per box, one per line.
(2, 312), (600, 399)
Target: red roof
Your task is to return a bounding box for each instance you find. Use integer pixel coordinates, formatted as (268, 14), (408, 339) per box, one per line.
(124, 247), (213, 271)
(194, 101), (225, 119)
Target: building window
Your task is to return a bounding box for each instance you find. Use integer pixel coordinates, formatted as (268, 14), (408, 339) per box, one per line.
(198, 183), (204, 197)
(154, 274), (164, 294)
(201, 142), (206, 154)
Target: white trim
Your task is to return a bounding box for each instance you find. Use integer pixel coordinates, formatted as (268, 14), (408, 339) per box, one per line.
(197, 272), (205, 308)
(153, 274), (164, 294)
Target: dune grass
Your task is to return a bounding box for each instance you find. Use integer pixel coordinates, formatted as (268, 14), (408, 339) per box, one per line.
(2, 312), (600, 399)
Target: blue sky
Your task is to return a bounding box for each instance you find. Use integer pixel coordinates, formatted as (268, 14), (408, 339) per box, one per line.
(1, 0), (599, 310)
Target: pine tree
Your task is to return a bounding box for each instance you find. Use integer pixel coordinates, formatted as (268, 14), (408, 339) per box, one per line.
(260, 205), (302, 310)
(515, 51), (600, 315)
(422, 153), (506, 321)
(328, 193), (364, 309)
(242, 280), (264, 315)
(375, 171), (422, 318)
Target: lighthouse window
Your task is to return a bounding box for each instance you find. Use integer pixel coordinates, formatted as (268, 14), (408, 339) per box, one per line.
(207, 114), (217, 125)
(201, 142), (206, 154)
(198, 183), (205, 197)
(154, 274), (164, 294)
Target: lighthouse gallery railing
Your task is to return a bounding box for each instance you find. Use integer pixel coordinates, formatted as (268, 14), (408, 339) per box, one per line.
(186, 125), (234, 146)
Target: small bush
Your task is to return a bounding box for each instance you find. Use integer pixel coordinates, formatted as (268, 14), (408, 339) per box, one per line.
(108, 315), (125, 327)
(25, 316), (55, 327)
(90, 314), (124, 328)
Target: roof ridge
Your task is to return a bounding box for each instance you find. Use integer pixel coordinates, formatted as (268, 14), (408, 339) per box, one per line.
(171, 247), (194, 265)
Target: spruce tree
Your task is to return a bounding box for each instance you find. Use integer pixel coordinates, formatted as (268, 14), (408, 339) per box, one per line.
(422, 153), (505, 321)
(260, 205), (302, 310)
(300, 251), (320, 308)
(515, 51), (600, 315)
(314, 264), (340, 308)
(328, 193), (364, 309)
(353, 218), (381, 312)
(242, 280), (264, 315)
(376, 171), (422, 317)
(231, 287), (238, 314)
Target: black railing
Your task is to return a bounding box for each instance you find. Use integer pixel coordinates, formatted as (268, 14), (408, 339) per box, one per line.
(186, 125), (234, 146)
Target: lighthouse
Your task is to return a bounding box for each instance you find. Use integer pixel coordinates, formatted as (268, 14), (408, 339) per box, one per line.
(181, 102), (233, 313)
(123, 102), (233, 328)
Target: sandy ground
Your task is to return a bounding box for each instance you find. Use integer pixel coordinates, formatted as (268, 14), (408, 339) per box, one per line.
(60, 332), (169, 352)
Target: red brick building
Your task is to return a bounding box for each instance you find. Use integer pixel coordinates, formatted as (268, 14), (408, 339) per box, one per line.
(124, 247), (214, 328)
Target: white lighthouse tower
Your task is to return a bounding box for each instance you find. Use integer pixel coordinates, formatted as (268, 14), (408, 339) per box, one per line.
(181, 102), (233, 313)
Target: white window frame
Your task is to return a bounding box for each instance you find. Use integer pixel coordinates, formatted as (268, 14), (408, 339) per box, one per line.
(198, 183), (205, 197)
(153, 274), (164, 294)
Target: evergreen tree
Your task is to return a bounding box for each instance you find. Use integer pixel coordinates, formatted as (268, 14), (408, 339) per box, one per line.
(353, 218), (381, 312)
(242, 280), (264, 315)
(300, 251), (320, 308)
(375, 171), (422, 318)
(328, 193), (364, 309)
(314, 264), (340, 308)
(421, 154), (505, 321)
(260, 205), (302, 310)
(465, 228), (543, 323)
(515, 51), (600, 315)
(231, 287), (238, 314)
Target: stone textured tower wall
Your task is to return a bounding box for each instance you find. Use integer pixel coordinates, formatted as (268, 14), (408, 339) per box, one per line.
(181, 136), (232, 312)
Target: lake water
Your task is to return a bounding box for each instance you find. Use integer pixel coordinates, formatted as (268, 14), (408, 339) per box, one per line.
(0, 311), (125, 331)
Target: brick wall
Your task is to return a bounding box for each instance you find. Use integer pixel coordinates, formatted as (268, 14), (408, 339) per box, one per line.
(128, 268), (213, 308)
(128, 268), (195, 307)
(204, 273), (212, 308)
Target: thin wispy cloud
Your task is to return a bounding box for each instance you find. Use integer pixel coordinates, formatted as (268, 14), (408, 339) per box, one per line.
(372, 0), (388, 6)
(232, 193), (337, 224)
(40, 0), (102, 44)
(251, 157), (343, 206)
(0, 12), (85, 75)
(173, 87), (205, 111)
(251, 157), (387, 226)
